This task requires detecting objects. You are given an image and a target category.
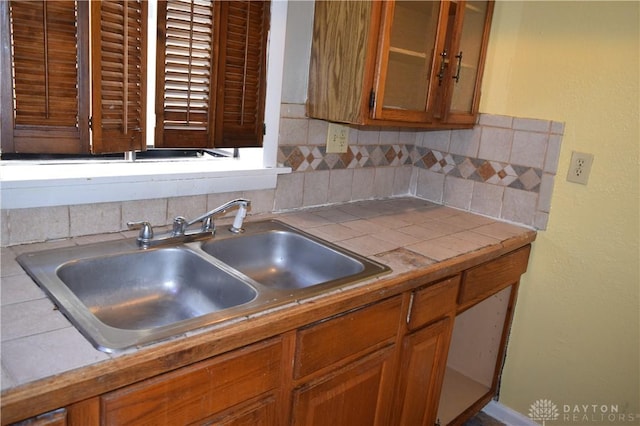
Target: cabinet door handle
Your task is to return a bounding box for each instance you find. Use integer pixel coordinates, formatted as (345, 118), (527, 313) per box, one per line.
(437, 50), (448, 85)
(453, 51), (463, 83)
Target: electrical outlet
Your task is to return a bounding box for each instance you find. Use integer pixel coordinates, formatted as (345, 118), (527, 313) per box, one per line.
(326, 123), (349, 153)
(567, 151), (594, 185)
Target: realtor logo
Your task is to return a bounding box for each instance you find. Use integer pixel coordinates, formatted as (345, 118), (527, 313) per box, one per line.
(529, 399), (560, 426)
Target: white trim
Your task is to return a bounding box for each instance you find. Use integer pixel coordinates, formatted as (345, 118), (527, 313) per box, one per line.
(0, 160), (291, 209)
(483, 400), (539, 426)
(262, 0), (287, 168)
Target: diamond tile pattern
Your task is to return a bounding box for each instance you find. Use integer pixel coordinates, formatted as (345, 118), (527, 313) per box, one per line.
(278, 144), (412, 172)
(279, 145), (543, 193)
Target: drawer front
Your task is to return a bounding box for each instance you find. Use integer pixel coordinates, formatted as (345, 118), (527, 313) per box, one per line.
(294, 296), (402, 379)
(459, 245), (531, 307)
(101, 338), (282, 425)
(408, 276), (460, 330)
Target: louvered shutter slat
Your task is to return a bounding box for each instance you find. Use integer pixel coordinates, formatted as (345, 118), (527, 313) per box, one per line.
(1, 0), (89, 153)
(91, 0), (146, 154)
(155, 0), (214, 148)
(216, 0), (269, 148)
(12, 2), (78, 127)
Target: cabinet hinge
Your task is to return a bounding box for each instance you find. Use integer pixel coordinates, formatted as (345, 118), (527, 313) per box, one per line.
(369, 89), (375, 110)
(88, 117), (92, 130)
(263, 123), (266, 136)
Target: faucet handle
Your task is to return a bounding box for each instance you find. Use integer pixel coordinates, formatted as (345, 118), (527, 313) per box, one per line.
(201, 216), (215, 233)
(172, 216), (187, 236)
(127, 221), (154, 246)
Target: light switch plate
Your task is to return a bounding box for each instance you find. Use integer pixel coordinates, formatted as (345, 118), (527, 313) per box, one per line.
(326, 123), (349, 153)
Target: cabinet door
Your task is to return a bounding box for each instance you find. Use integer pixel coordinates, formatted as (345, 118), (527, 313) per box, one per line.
(372, 1), (442, 123)
(292, 346), (396, 426)
(394, 317), (453, 426)
(439, 1), (494, 125)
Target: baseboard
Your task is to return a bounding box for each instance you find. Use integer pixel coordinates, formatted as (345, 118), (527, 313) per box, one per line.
(483, 400), (539, 425)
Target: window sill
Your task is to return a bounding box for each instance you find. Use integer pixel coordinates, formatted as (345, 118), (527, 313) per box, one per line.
(0, 158), (291, 209)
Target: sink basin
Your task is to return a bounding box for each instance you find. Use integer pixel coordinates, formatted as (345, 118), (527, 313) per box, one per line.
(57, 248), (257, 330)
(16, 219), (390, 352)
(201, 221), (389, 291)
(17, 242), (268, 352)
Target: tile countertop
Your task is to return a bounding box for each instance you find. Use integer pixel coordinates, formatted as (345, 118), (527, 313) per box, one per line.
(0, 197), (536, 418)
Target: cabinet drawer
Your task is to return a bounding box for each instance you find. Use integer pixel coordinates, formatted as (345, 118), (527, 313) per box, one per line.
(459, 245), (531, 308)
(101, 338), (282, 425)
(294, 296), (402, 379)
(408, 276), (460, 330)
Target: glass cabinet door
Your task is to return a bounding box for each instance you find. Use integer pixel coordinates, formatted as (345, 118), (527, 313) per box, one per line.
(447, 1), (491, 120)
(373, 1), (441, 122)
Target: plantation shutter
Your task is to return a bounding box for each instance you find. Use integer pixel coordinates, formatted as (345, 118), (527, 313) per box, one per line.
(0, 0), (90, 154)
(91, 0), (146, 154)
(155, 0), (217, 148)
(215, 1), (269, 148)
(155, 0), (269, 149)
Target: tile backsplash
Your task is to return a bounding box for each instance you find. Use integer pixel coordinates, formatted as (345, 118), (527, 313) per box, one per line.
(278, 104), (563, 230)
(0, 104), (563, 246)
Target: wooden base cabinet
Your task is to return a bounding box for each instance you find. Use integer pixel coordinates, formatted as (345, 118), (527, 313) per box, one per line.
(438, 246), (530, 425)
(10, 245), (532, 426)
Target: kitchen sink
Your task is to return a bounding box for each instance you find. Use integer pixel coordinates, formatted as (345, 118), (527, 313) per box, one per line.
(202, 227), (370, 290)
(56, 248), (257, 330)
(16, 220), (390, 352)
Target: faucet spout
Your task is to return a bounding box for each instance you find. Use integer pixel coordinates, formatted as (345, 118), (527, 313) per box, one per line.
(184, 198), (251, 233)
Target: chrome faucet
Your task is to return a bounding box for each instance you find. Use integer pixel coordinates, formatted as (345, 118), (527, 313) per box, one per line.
(173, 198), (251, 235)
(128, 198), (251, 248)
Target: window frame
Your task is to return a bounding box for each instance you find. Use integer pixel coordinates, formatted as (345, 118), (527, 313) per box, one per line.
(0, 0), (289, 210)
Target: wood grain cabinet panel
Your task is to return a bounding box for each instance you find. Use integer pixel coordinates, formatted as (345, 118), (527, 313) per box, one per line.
(292, 346), (396, 426)
(101, 338), (283, 425)
(408, 276), (460, 330)
(394, 317), (453, 426)
(458, 245), (531, 309)
(294, 296), (402, 379)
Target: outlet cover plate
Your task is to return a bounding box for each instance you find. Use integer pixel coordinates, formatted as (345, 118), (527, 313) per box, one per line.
(567, 151), (594, 185)
(326, 123), (349, 153)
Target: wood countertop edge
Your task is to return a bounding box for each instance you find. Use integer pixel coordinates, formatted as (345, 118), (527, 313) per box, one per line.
(0, 230), (536, 424)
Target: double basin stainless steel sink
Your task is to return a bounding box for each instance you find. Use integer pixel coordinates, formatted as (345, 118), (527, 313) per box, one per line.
(17, 220), (390, 352)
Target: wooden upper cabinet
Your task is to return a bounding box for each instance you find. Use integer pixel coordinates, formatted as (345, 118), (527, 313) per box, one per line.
(307, 0), (494, 129)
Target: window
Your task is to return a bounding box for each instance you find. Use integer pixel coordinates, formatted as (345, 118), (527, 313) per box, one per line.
(0, 0), (269, 156)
